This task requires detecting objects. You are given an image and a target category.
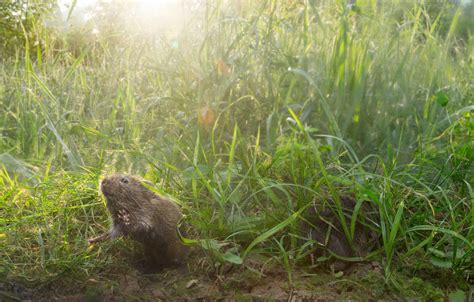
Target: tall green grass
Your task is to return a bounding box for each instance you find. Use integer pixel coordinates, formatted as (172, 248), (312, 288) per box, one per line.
(1, 0), (472, 296)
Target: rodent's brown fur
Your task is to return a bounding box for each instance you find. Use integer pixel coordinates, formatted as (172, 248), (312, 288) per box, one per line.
(88, 173), (188, 268)
(302, 195), (377, 271)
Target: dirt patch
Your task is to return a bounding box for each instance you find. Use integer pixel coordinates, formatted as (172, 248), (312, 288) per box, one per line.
(1, 254), (440, 301)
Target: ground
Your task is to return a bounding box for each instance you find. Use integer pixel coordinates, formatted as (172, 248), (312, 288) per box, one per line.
(2, 249), (453, 301)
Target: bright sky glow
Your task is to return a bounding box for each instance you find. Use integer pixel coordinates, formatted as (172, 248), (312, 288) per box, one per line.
(56, 0), (185, 35)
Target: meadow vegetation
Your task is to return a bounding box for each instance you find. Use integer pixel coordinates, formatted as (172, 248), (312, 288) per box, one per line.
(1, 0), (473, 300)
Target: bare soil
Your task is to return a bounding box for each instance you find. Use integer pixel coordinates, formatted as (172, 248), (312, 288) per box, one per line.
(1, 253), (398, 301)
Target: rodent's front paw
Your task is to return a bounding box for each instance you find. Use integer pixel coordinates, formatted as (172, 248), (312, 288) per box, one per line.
(117, 209), (131, 225)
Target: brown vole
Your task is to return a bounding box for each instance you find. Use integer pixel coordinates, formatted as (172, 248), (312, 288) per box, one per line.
(88, 173), (188, 268)
(302, 195), (377, 271)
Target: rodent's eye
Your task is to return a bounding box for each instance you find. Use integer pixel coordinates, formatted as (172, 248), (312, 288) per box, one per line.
(120, 177), (129, 184)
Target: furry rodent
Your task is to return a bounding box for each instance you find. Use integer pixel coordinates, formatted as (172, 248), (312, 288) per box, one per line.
(88, 173), (188, 268)
(302, 195), (377, 271)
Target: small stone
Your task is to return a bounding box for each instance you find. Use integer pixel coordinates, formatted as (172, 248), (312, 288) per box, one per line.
(151, 288), (165, 299)
(124, 275), (141, 292)
(186, 279), (198, 289)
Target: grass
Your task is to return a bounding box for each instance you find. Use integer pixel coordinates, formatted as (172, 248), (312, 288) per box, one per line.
(1, 0), (473, 299)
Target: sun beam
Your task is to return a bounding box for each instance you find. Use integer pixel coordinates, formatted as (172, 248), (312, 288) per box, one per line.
(57, 0), (185, 35)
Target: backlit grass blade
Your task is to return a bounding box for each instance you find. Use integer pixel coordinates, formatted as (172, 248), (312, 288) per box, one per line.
(242, 202), (310, 258)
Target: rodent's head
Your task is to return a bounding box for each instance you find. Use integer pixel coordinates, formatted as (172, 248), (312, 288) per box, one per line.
(101, 173), (155, 211)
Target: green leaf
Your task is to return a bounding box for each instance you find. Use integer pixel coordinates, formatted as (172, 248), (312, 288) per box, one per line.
(242, 202), (310, 258)
(435, 91), (449, 107)
(430, 256), (452, 269)
(67, 0), (78, 21)
(318, 144), (332, 153)
(408, 225), (474, 250)
(223, 251), (243, 264)
(448, 290), (466, 302)
(228, 189), (242, 204)
(428, 247), (447, 258)
(199, 239), (223, 250)
(288, 108), (305, 133)
(333, 271), (344, 278)
(316, 256), (330, 262)
(227, 123), (239, 185)
(387, 201), (404, 257)
(446, 248), (466, 260)
(62, 46), (90, 84)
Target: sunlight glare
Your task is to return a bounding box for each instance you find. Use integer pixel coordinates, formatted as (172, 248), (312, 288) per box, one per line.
(133, 0), (184, 34)
(58, 0), (185, 35)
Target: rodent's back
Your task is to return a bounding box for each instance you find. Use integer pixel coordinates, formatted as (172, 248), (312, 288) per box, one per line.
(302, 195), (377, 270)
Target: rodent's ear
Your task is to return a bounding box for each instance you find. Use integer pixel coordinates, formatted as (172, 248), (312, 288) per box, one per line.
(120, 176), (130, 184)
